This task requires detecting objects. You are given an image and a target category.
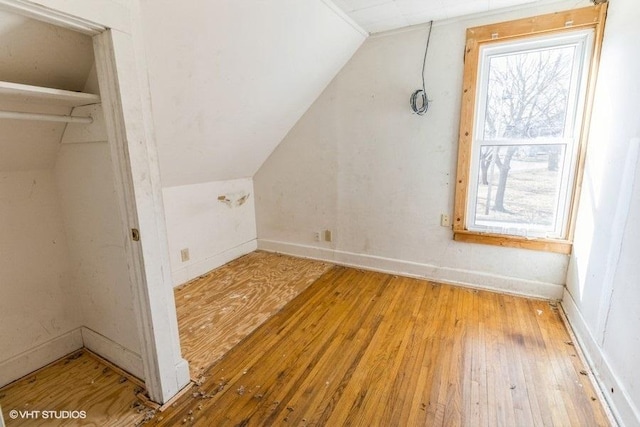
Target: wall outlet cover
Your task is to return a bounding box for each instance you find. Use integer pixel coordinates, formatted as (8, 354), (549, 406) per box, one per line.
(180, 248), (190, 262)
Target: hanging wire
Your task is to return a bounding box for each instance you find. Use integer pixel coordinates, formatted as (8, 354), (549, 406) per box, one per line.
(410, 20), (434, 115)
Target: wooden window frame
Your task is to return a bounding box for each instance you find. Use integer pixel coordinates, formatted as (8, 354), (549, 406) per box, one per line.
(453, 4), (608, 254)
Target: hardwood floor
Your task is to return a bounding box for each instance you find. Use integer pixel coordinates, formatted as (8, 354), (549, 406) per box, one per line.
(157, 265), (611, 426)
(0, 350), (152, 426)
(174, 251), (333, 378)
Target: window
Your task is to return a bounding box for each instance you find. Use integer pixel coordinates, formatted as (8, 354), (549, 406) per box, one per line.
(453, 4), (607, 253)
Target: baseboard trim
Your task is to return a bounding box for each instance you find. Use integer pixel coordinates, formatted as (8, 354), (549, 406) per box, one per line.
(171, 239), (258, 287)
(81, 327), (144, 381)
(562, 289), (640, 427)
(257, 239), (563, 300)
(0, 329), (83, 388)
(0, 327), (145, 391)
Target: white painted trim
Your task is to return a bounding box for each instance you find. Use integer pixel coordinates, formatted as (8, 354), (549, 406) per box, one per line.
(80, 327), (144, 381)
(0, 0), (105, 35)
(320, 0), (369, 37)
(562, 289), (640, 427)
(171, 239), (258, 287)
(0, 329), (83, 388)
(94, 29), (189, 403)
(257, 239), (563, 300)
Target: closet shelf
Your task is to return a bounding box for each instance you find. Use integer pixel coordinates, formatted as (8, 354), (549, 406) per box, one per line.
(0, 81), (100, 107)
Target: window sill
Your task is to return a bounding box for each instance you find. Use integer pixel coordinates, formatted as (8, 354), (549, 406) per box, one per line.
(453, 229), (572, 254)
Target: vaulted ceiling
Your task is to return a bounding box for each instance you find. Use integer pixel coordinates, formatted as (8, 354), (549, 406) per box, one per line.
(139, 0), (367, 187)
(331, 0), (540, 33)
(139, 0), (557, 188)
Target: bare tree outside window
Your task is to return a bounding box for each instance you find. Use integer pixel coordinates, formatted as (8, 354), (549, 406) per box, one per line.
(454, 8), (605, 251)
(473, 45), (575, 233)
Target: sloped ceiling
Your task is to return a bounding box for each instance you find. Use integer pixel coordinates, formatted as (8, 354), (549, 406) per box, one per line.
(139, 0), (367, 187)
(332, 0), (540, 33)
(0, 10), (95, 172)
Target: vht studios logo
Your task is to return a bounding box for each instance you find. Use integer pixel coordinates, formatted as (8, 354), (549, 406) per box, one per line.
(6, 409), (87, 420)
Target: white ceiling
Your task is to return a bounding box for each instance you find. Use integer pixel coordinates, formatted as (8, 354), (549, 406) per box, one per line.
(331, 0), (540, 33)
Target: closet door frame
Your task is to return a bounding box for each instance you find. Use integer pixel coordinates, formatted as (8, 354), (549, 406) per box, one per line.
(0, 0), (190, 404)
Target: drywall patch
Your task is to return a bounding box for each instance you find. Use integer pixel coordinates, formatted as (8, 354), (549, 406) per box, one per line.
(218, 192), (251, 208)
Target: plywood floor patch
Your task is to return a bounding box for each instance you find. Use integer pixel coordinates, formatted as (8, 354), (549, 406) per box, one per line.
(0, 350), (151, 426)
(174, 251), (333, 379)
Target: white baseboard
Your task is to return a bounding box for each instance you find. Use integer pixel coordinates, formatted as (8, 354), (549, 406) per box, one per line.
(81, 327), (144, 381)
(0, 327), (145, 390)
(0, 329), (83, 388)
(171, 239), (258, 287)
(174, 358), (191, 386)
(562, 289), (640, 427)
(257, 239), (564, 300)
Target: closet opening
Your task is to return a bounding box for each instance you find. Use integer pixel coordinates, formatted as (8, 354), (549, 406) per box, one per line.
(0, 1), (188, 405)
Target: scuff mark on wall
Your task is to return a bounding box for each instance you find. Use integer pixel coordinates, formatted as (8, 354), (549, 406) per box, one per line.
(218, 192), (251, 208)
(28, 179), (36, 199)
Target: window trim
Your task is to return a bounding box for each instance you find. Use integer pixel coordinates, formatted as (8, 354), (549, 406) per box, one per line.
(453, 4), (608, 254)
(468, 30), (593, 239)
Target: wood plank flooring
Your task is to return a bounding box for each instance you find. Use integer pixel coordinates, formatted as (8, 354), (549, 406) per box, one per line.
(157, 265), (611, 426)
(174, 251), (333, 379)
(0, 350), (152, 426)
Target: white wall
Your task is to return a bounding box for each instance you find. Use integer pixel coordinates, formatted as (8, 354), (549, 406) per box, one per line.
(163, 178), (257, 286)
(54, 104), (144, 378)
(0, 14), (96, 381)
(255, 0), (590, 300)
(137, 0), (366, 285)
(0, 169), (82, 385)
(563, 0), (640, 424)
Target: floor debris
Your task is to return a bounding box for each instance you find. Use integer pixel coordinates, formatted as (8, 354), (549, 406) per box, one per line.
(134, 409), (156, 426)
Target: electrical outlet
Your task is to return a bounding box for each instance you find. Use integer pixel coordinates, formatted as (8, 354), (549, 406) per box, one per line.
(180, 248), (190, 262)
(441, 214), (451, 227)
(324, 229), (333, 242)
(313, 231), (321, 242)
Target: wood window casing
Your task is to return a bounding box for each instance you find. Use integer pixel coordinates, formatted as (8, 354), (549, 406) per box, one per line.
(453, 4), (608, 254)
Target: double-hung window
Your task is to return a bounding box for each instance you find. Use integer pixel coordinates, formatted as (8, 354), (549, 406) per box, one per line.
(453, 5), (607, 253)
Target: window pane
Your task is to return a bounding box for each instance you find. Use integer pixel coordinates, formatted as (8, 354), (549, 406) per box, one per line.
(483, 46), (576, 140)
(473, 144), (566, 236)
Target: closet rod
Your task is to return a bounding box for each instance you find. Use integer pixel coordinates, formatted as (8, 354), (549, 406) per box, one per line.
(0, 110), (93, 124)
